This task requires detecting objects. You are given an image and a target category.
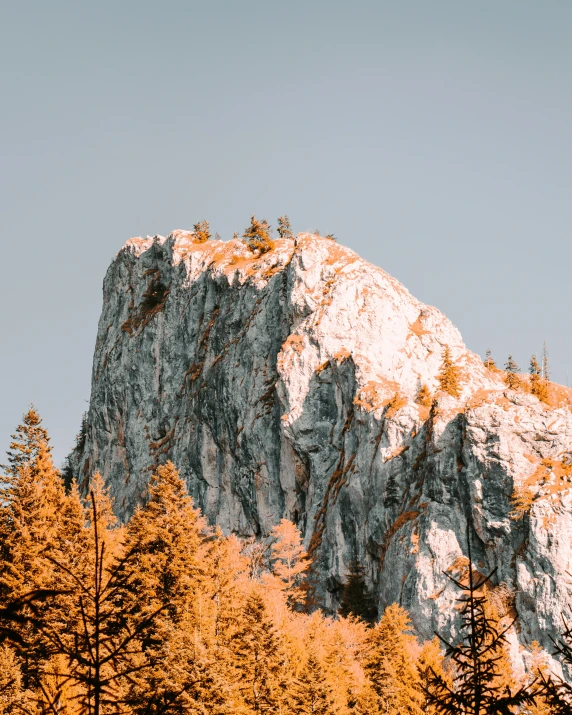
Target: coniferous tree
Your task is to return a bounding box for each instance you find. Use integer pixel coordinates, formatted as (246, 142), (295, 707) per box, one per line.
(415, 384), (432, 409)
(229, 591), (286, 713)
(268, 519), (310, 607)
(338, 561), (377, 623)
(365, 603), (424, 714)
(0, 644), (28, 713)
(529, 355), (549, 403)
(423, 537), (538, 714)
(384, 473), (400, 509)
(484, 350), (496, 370)
(193, 220), (211, 243)
(1, 407), (50, 477)
(536, 617), (572, 713)
(504, 356), (521, 390)
(116, 461), (210, 712)
(35, 488), (188, 715)
(438, 347), (461, 397)
(243, 216), (274, 255)
(291, 654), (334, 714)
(277, 215), (293, 240)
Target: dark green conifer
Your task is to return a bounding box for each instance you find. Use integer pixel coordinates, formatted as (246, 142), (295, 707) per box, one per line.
(384, 474), (400, 509)
(338, 561), (377, 623)
(423, 536), (538, 714)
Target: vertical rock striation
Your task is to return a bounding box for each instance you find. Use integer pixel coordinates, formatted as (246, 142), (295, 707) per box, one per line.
(70, 230), (572, 667)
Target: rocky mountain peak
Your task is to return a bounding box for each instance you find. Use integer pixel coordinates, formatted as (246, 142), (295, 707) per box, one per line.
(70, 228), (572, 673)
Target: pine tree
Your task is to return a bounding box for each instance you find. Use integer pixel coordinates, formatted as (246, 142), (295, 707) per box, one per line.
(243, 215), (274, 255)
(116, 461), (210, 711)
(0, 415), (73, 689)
(193, 220), (211, 243)
(291, 654), (334, 714)
(384, 473), (400, 509)
(35, 489), (187, 715)
(530, 355), (549, 403)
(530, 354), (540, 376)
(0, 644), (28, 713)
(268, 519), (310, 607)
(418, 637), (449, 715)
(338, 561), (377, 623)
(1, 407), (50, 477)
(229, 591), (286, 713)
(415, 384), (432, 409)
(438, 347), (461, 397)
(365, 603), (424, 714)
(423, 537), (538, 714)
(504, 355), (521, 390)
(277, 215), (293, 240)
(537, 616), (572, 713)
(484, 350), (496, 370)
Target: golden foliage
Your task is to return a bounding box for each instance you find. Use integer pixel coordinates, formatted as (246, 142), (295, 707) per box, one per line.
(0, 410), (558, 714)
(437, 346), (461, 397)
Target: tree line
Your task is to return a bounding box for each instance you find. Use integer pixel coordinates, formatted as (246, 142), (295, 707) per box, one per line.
(190, 215), (336, 256)
(0, 409), (571, 713)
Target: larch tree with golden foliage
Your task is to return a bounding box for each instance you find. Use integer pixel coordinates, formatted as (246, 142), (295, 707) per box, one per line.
(229, 591), (287, 713)
(364, 603), (424, 714)
(438, 347), (461, 397)
(193, 220), (211, 243)
(530, 354), (549, 404)
(415, 383), (432, 408)
(277, 215), (293, 240)
(291, 653), (334, 714)
(243, 215), (274, 255)
(268, 519), (310, 607)
(504, 355), (521, 390)
(115, 461), (218, 713)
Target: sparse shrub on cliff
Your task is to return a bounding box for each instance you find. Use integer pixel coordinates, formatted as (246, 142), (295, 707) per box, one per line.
(277, 215), (293, 239)
(193, 220), (211, 243)
(530, 354), (550, 404)
(484, 349), (497, 370)
(325, 233), (337, 241)
(438, 347), (461, 397)
(243, 215), (274, 255)
(415, 384), (432, 408)
(504, 355), (521, 390)
(509, 484), (535, 520)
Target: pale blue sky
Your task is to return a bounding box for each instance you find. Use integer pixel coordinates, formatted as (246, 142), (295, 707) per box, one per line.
(1, 1), (571, 466)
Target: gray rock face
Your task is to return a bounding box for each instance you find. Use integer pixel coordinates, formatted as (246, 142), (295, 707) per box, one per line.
(70, 230), (572, 668)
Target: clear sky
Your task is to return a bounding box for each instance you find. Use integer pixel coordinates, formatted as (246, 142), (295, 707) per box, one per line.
(1, 1), (571, 467)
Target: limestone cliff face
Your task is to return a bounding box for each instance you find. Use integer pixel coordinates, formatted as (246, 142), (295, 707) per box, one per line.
(71, 230), (572, 668)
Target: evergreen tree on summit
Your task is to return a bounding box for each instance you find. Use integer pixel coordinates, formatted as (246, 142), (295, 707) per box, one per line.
(243, 215), (274, 255)
(504, 355), (521, 390)
(277, 215), (293, 239)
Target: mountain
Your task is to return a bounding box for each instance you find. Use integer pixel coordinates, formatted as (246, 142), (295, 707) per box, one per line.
(69, 230), (572, 671)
